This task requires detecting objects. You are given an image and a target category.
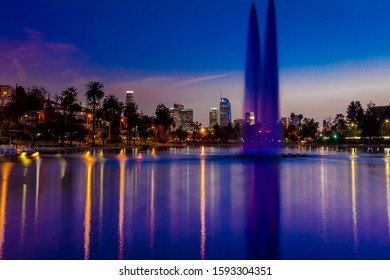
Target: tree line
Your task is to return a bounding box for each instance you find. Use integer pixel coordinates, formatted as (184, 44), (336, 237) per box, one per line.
(2, 81), (387, 147)
(281, 100), (390, 144)
(0, 82), (242, 146)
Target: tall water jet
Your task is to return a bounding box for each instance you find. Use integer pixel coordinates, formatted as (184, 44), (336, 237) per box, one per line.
(243, 0), (280, 154)
(263, 0), (280, 151)
(243, 3), (262, 151)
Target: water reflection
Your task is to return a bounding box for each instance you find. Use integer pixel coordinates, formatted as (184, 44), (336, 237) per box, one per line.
(83, 154), (95, 260)
(0, 162), (13, 259)
(248, 159), (280, 259)
(117, 152), (126, 259)
(150, 165), (155, 257)
(34, 157), (41, 229)
(57, 154), (67, 179)
(2, 148), (390, 259)
(20, 184), (27, 245)
(99, 159), (105, 244)
(320, 159), (328, 242)
(350, 155), (359, 255)
(386, 158), (390, 237)
(200, 159), (206, 259)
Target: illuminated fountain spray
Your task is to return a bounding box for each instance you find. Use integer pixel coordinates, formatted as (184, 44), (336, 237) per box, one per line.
(244, 0), (280, 260)
(243, 0), (280, 155)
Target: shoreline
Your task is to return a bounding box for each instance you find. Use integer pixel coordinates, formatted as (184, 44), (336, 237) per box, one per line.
(31, 142), (390, 154)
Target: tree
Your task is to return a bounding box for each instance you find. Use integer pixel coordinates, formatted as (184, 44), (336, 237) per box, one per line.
(85, 81), (105, 146)
(346, 101), (364, 128)
(300, 118), (319, 140)
(331, 114), (348, 132)
(138, 115), (153, 143)
(283, 112), (301, 142)
(102, 94), (122, 141)
(172, 126), (188, 142)
(290, 112), (296, 122)
(25, 87), (48, 145)
(124, 101), (139, 145)
(154, 103), (174, 140)
(5, 86), (29, 126)
(191, 121), (202, 140)
(59, 87), (78, 146)
(361, 101), (381, 144)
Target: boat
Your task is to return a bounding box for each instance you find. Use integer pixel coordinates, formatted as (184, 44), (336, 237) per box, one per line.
(0, 137), (37, 157)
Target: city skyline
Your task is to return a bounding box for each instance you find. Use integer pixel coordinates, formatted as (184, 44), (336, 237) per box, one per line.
(2, 1), (390, 125)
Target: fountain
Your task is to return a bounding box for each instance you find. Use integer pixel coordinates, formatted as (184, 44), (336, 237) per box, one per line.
(243, 0), (280, 155)
(244, 1), (280, 260)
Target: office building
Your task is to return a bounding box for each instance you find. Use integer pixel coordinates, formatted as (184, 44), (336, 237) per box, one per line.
(219, 98), (231, 127)
(170, 103), (185, 129)
(126, 90), (135, 105)
(180, 109), (193, 132)
(209, 108), (218, 129)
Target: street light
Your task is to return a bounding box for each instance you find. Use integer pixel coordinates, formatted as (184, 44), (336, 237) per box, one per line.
(87, 114), (92, 125)
(349, 122), (356, 137)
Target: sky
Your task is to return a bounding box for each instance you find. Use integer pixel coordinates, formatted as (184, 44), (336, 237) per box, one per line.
(1, 0), (390, 125)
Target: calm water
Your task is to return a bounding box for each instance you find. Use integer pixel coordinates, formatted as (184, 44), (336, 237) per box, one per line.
(1, 147), (390, 260)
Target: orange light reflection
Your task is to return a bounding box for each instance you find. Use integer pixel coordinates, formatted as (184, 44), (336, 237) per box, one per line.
(118, 155), (126, 259)
(0, 163), (13, 259)
(83, 156), (95, 260)
(200, 159), (206, 259)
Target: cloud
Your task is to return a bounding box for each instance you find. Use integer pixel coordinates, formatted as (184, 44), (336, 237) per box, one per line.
(167, 73), (234, 90)
(0, 28), (84, 90)
(104, 71), (243, 124)
(24, 28), (45, 41)
(44, 42), (79, 53)
(12, 59), (27, 81)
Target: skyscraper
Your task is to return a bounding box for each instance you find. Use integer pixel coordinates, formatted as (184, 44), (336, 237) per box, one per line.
(170, 103), (185, 130)
(180, 109), (193, 132)
(125, 90), (135, 105)
(219, 98), (231, 127)
(209, 108), (218, 129)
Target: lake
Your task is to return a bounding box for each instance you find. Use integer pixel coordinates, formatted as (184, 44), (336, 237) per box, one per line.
(1, 146), (390, 259)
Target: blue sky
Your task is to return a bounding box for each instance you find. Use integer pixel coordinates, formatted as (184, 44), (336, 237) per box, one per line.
(1, 0), (390, 124)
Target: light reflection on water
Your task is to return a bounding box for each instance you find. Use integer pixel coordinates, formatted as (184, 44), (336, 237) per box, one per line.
(0, 162), (13, 259)
(351, 155), (359, 256)
(1, 147), (390, 259)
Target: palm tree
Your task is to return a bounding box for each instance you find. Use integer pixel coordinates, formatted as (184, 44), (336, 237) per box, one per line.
(85, 81), (105, 146)
(102, 94), (125, 143)
(103, 94), (120, 139)
(59, 87), (78, 146)
(154, 103), (174, 140)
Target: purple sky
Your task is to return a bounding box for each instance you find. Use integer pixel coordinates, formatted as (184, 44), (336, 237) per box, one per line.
(2, 0), (390, 125)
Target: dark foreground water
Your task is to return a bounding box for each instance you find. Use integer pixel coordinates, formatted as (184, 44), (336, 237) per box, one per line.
(1, 147), (390, 260)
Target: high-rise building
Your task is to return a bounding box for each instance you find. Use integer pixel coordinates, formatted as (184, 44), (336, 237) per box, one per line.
(209, 108), (218, 129)
(245, 112), (256, 126)
(125, 90), (135, 105)
(174, 103), (184, 110)
(180, 109), (193, 132)
(219, 98), (231, 127)
(234, 119), (244, 129)
(170, 103), (185, 130)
